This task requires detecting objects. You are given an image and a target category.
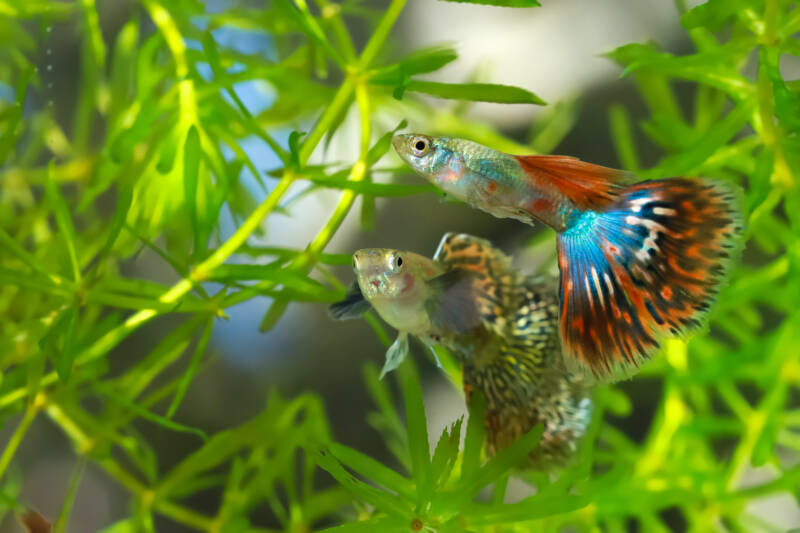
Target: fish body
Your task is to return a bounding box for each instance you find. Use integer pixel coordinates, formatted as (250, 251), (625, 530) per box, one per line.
(393, 134), (744, 380)
(330, 233), (592, 468)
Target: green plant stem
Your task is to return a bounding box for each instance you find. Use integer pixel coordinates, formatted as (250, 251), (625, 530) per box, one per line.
(358, 0), (407, 68)
(257, 81), (372, 327)
(0, 173), (296, 410)
(53, 457), (86, 533)
(299, 80), (355, 165)
(757, 0), (793, 187)
(0, 398), (39, 481)
(144, 0), (198, 126)
(315, 0), (357, 61)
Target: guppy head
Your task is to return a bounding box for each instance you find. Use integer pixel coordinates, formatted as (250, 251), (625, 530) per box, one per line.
(352, 248), (442, 333)
(393, 134), (531, 222)
(392, 134), (464, 184)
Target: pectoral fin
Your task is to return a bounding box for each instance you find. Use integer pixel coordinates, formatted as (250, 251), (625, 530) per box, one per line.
(427, 269), (483, 333)
(380, 333), (409, 379)
(328, 282), (372, 320)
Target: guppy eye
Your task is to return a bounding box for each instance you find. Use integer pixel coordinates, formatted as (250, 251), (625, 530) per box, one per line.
(410, 136), (430, 156)
(389, 254), (403, 271)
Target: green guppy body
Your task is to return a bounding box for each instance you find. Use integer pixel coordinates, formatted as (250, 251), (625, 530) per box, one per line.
(391, 135), (593, 231)
(330, 233), (592, 468)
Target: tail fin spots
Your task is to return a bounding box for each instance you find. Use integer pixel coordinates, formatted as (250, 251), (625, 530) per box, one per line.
(557, 177), (744, 380)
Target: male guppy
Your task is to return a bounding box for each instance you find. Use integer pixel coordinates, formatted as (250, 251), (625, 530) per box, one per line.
(330, 233), (591, 468)
(393, 135), (744, 380)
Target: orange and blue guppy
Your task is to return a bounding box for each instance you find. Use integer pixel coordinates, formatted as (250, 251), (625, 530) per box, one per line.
(393, 134), (744, 380)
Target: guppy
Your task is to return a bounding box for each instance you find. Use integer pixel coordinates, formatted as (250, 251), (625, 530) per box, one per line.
(393, 134), (744, 380)
(330, 233), (591, 468)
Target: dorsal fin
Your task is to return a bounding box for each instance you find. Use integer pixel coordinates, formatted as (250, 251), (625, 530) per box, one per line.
(432, 233), (518, 336)
(513, 155), (632, 211)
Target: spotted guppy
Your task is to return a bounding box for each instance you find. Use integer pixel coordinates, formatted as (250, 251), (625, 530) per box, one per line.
(330, 233), (591, 468)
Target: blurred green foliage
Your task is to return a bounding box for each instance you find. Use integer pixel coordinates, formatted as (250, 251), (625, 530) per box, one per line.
(0, 0), (798, 531)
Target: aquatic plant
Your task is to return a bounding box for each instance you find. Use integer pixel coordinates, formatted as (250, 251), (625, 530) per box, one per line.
(0, 0), (798, 531)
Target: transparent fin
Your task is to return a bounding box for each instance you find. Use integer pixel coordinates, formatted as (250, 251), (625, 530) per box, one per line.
(380, 332), (409, 379)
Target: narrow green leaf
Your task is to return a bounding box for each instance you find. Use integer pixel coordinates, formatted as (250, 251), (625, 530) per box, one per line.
(398, 360), (430, 491)
(429, 418), (462, 490)
(96, 382), (208, 441)
(528, 99), (579, 154)
(273, 0), (345, 67)
(461, 389), (486, 480)
(39, 305), (79, 383)
(619, 41), (755, 100)
(306, 178), (436, 197)
(366, 120), (408, 166)
(209, 265), (331, 299)
(157, 402), (297, 496)
(454, 424), (544, 506)
(116, 315), (203, 398)
(762, 47), (800, 135)
(608, 104), (640, 171)
(318, 516), (401, 532)
(166, 317), (214, 419)
(183, 125), (202, 259)
(108, 11), (139, 123)
(645, 101), (752, 177)
(0, 228), (53, 279)
(681, 0), (742, 30)
(53, 457), (86, 533)
(370, 47), (458, 85)
(404, 81), (545, 105)
(312, 447), (412, 518)
(45, 161), (81, 282)
(437, 0), (540, 7)
(328, 442), (415, 499)
(462, 492), (590, 525)
(0, 65), (32, 165)
(84, 184), (133, 274)
(288, 130), (306, 170)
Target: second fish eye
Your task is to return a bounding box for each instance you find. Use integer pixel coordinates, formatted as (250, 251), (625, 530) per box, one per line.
(410, 137), (429, 156)
(396, 256), (403, 267)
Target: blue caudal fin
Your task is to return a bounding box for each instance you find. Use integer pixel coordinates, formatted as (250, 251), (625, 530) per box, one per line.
(556, 178), (744, 380)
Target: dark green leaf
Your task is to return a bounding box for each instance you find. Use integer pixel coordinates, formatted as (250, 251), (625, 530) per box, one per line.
(370, 47), (458, 85)
(312, 447), (412, 518)
(645, 101), (753, 177)
(328, 443), (415, 499)
(49, 305), (79, 383)
(436, 0), (540, 7)
(404, 81), (545, 105)
(429, 418), (462, 490)
(108, 13), (139, 123)
(288, 130), (306, 170)
(461, 389), (486, 480)
(397, 360), (430, 492)
(681, 0), (742, 30)
(762, 47), (800, 135)
(45, 161), (81, 281)
(166, 317), (214, 419)
(618, 41), (755, 100)
(608, 104), (639, 171)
